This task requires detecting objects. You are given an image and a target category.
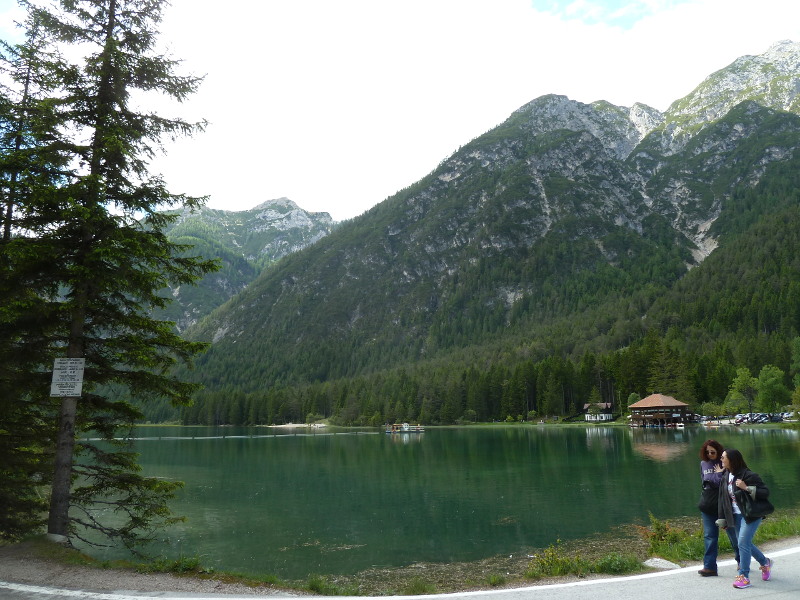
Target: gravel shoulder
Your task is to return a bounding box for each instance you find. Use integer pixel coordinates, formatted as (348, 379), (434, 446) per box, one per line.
(0, 539), (306, 596)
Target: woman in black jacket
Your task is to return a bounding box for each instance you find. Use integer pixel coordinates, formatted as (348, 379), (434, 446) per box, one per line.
(716, 448), (774, 589)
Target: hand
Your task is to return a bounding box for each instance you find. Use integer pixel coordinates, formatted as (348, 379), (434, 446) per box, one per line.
(736, 479), (747, 490)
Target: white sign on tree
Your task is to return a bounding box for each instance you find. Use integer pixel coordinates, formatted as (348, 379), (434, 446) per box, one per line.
(50, 358), (85, 397)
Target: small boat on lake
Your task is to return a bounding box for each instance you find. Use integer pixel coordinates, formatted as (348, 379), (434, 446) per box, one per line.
(385, 422), (425, 434)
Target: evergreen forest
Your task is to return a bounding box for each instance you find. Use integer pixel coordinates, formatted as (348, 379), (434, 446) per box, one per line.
(166, 173), (800, 427)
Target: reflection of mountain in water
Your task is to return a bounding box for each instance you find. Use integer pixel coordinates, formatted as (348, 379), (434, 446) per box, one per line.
(629, 429), (691, 462)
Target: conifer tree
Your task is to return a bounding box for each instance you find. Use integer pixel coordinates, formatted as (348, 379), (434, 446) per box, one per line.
(1, 0), (217, 548)
(0, 9), (72, 541)
(646, 336), (696, 404)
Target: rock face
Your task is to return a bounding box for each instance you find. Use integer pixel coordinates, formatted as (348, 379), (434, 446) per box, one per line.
(169, 197), (333, 265)
(158, 198), (333, 331)
(666, 40), (800, 132)
(183, 41), (800, 389)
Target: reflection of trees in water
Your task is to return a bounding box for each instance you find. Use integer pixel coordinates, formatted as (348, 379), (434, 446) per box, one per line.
(585, 427), (618, 451)
(107, 425), (800, 580)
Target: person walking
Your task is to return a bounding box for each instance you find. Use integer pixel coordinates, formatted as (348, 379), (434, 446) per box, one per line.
(716, 448), (775, 589)
(697, 440), (738, 576)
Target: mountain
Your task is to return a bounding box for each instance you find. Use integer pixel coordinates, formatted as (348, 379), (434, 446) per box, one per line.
(172, 41), (800, 423)
(156, 198), (333, 331)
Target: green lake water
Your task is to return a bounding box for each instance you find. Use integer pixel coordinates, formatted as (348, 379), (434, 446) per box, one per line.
(80, 424), (800, 580)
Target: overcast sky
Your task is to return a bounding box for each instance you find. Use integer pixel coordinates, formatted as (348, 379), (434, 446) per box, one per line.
(2, 0), (799, 221)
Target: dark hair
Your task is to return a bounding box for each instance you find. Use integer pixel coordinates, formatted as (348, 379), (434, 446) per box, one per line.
(723, 448), (748, 473)
(699, 439), (724, 461)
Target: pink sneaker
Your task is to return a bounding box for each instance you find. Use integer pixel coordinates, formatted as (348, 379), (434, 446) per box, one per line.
(760, 558), (773, 581)
(733, 575), (751, 589)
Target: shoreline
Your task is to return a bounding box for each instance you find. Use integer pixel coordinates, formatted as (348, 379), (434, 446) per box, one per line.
(3, 530), (799, 597)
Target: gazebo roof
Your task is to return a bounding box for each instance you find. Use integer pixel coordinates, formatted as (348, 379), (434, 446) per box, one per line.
(629, 393), (688, 409)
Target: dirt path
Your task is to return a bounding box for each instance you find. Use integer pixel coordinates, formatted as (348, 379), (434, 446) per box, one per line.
(0, 540), (305, 596)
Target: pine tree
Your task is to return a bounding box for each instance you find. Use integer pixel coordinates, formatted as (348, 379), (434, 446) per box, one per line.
(0, 9), (74, 542)
(646, 336), (696, 404)
(2, 0), (218, 548)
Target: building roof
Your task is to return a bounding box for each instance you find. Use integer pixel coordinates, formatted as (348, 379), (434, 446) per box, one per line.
(629, 393), (688, 408)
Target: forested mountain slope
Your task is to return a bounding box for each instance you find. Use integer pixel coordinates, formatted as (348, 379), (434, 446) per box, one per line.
(154, 198), (333, 331)
(170, 42), (800, 424)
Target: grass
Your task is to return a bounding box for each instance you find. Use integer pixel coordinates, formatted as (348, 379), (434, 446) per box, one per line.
(402, 576), (438, 595)
(135, 554), (214, 575)
(6, 507), (799, 596)
(639, 508), (800, 564)
(306, 574), (361, 596)
(485, 573), (507, 586)
(524, 540), (642, 579)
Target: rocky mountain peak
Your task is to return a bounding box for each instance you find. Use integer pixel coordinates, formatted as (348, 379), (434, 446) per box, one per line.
(628, 102), (665, 137)
(251, 197), (299, 212)
(158, 197), (334, 331)
(180, 41), (800, 396)
(510, 94), (648, 160)
(249, 197), (333, 234)
(666, 40), (800, 125)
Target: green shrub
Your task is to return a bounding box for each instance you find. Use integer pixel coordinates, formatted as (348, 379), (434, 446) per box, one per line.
(526, 540), (643, 580)
(486, 573), (507, 586)
(638, 513), (735, 563)
(306, 575), (359, 596)
(403, 576), (437, 595)
(137, 555), (212, 575)
(594, 552), (641, 574)
(525, 540), (590, 579)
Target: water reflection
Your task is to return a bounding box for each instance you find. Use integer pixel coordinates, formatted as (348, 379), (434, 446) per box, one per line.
(78, 425), (800, 581)
(629, 428), (692, 462)
(386, 432), (425, 444)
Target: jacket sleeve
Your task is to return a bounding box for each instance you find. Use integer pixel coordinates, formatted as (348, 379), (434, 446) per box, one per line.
(742, 469), (770, 500)
(708, 466), (725, 486)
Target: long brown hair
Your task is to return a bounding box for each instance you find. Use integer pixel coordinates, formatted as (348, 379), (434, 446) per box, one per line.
(723, 448), (748, 474)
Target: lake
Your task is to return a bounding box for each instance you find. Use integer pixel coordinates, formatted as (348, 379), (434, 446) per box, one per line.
(79, 424), (800, 580)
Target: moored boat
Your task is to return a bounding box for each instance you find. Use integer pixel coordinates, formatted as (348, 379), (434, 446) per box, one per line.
(385, 422), (425, 434)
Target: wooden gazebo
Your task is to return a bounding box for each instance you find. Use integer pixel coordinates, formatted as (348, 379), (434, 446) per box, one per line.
(629, 394), (689, 427)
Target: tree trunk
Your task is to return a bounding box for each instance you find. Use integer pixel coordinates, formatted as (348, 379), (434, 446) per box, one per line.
(46, 395), (78, 541)
(46, 288), (88, 540)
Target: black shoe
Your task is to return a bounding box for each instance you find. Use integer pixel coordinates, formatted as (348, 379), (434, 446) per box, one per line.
(698, 569), (718, 577)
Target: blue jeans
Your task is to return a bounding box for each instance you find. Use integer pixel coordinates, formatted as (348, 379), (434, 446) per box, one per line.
(732, 512), (767, 578)
(702, 511), (739, 570)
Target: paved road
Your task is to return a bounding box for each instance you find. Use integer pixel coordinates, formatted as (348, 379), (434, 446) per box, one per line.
(2, 544), (798, 600)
